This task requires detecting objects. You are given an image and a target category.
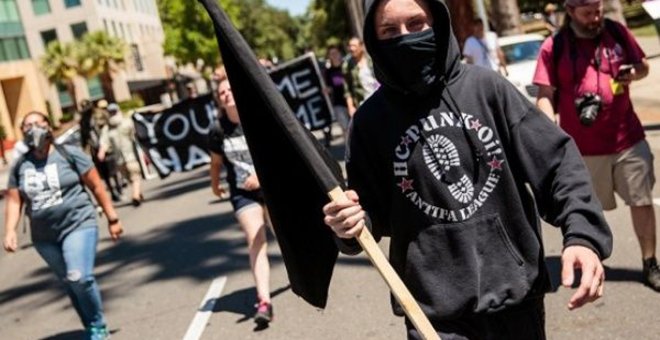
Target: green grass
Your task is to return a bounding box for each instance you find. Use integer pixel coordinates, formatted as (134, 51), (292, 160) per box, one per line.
(631, 23), (659, 37)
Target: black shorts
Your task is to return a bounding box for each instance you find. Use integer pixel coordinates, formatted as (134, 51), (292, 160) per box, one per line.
(230, 189), (264, 214)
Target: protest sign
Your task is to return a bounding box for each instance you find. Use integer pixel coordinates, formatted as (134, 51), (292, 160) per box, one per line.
(132, 95), (216, 177)
(269, 53), (333, 131)
(132, 54), (333, 177)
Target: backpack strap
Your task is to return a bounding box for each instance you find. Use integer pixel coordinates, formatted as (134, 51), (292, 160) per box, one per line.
(11, 154), (25, 185)
(54, 144), (81, 177)
(54, 144), (100, 210)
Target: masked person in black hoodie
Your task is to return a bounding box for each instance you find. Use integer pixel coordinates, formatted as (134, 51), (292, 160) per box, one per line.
(323, 0), (613, 338)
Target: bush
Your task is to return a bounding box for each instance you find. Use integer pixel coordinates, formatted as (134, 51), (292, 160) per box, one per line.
(118, 96), (145, 112)
(60, 111), (75, 123)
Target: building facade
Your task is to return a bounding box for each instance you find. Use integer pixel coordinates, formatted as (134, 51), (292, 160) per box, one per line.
(1, 0), (167, 140)
(0, 0), (48, 141)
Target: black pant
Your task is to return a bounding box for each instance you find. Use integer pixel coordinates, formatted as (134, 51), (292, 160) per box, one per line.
(406, 299), (546, 340)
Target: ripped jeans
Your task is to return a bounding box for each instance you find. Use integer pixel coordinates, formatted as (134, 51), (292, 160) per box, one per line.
(34, 226), (106, 329)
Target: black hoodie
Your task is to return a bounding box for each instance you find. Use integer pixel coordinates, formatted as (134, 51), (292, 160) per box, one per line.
(343, 0), (613, 321)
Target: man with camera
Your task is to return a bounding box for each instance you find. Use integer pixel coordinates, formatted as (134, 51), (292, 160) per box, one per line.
(534, 0), (659, 291)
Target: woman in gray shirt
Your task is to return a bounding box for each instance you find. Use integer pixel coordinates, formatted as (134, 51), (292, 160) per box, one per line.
(3, 111), (123, 340)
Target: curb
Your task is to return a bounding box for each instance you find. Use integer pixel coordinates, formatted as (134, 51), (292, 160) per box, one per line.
(644, 123), (660, 131)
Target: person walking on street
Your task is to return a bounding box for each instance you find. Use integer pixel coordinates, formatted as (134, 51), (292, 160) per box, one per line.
(81, 99), (122, 202)
(534, 0), (659, 291)
(463, 18), (509, 76)
(343, 37), (380, 116)
(98, 103), (144, 207)
(323, 0), (612, 338)
(544, 3), (561, 34)
(325, 45), (351, 140)
(208, 68), (274, 326)
(3, 111), (123, 340)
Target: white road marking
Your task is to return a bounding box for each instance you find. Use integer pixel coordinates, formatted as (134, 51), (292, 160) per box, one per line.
(653, 198), (660, 207)
(183, 276), (227, 340)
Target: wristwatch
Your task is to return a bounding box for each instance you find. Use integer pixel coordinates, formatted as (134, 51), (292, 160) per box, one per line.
(108, 217), (120, 224)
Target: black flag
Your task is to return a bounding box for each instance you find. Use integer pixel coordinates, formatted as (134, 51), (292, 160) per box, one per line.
(198, 0), (343, 308)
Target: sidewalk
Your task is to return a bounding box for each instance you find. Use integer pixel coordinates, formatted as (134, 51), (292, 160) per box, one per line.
(631, 36), (660, 127)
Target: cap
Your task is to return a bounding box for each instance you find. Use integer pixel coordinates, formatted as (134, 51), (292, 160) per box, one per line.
(107, 103), (119, 112)
(565, 0), (601, 7)
(97, 99), (108, 109)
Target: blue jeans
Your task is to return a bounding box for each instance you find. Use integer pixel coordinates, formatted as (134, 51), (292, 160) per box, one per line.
(34, 226), (106, 329)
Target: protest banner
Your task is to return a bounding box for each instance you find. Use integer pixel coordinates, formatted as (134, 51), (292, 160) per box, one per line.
(131, 55), (333, 177)
(269, 53), (334, 131)
(132, 95), (217, 177)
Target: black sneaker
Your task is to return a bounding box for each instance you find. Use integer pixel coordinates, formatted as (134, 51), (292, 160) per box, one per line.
(254, 300), (273, 326)
(643, 258), (660, 291)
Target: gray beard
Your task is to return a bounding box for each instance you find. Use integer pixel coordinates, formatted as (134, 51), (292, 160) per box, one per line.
(570, 21), (603, 39)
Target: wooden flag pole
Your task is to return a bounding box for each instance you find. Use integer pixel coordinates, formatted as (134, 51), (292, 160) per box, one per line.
(328, 187), (440, 340)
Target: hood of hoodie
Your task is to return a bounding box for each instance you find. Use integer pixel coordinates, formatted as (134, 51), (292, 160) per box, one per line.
(363, 0), (463, 94)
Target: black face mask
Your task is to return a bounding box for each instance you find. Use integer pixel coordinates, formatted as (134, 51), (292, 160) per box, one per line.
(378, 29), (440, 96)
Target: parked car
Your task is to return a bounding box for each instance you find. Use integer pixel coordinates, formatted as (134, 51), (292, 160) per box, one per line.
(499, 33), (545, 102)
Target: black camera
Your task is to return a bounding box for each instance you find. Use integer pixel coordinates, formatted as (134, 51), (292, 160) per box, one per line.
(575, 92), (602, 126)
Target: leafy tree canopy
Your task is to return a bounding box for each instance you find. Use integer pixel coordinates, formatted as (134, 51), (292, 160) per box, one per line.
(158, 0), (304, 65)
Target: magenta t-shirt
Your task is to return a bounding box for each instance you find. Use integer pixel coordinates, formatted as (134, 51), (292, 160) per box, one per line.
(533, 22), (646, 156)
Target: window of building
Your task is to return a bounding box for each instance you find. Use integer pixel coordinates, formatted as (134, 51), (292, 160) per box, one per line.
(111, 21), (117, 37)
(0, 0), (24, 38)
(87, 76), (104, 100)
(31, 0), (51, 15)
(64, 0), (81, 8)
(40, 29), (58, 48)
(0, 0), (20, 22)
(131, 44), (143, 71)
(57, 82), (73, 108)
(126, 23), (133, 42)
(71, 22), (88, 39)
(0, 37), (30, 62)
(119, 22), (125, 39)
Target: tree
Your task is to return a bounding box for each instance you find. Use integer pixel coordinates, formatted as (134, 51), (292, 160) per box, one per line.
(303, 0), (353, 56)
(159, 0), (302, 65)
(78, 31), (126, 103)
(446, 0), (476, 46)
(41, 41), (79, 111)
(235, 0), (301, 61)
(490, 0), (524, 35)
(159, 0), (239, 65)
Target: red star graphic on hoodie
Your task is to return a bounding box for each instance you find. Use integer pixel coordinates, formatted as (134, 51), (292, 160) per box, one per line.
(397, 177), (414, 193)
(487, 156), (503, 170)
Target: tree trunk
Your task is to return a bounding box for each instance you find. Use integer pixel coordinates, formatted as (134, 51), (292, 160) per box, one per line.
(66, 81), (78, 112)
(446, 0), (475, 48)
(344, 0), (364, 39)
(101, 70), (116, 103)
(490, 0), (523, 36)
(603, 0), (626, 25)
